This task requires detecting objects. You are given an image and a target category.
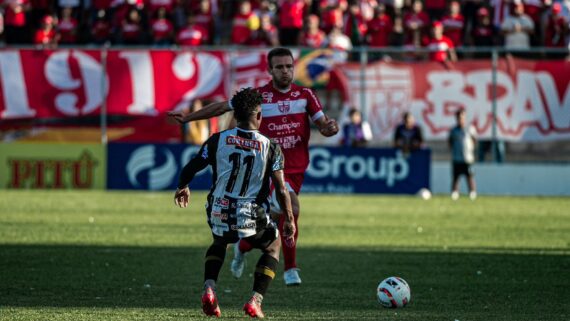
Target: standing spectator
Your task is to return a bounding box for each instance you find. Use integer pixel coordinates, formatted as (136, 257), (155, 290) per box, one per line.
(320, 1), (346, 33)
(425, 0), (447, 20)
(404, 0), (431, 48)
(278, 0), (305, 45)
(545, 3), (569, 48)
(426, 21), (457, 63)
(343, 2), (367, 46)
(34, 14), (58, 47)
(462, 0), (483, 38)
(448, 109), (477, 201)
(491, 0), (512, 30)
(327, 24), (352, 50)
(29, 0), (53, 30)
(471, 7), (496, 48)
(120, 8), (146, 45)
(231, 0), (257, 45)
(177, 14), (209, 46)
(184, 99), (210, 145)
(146, 0), (174, 17)
(57, 6), (78, 44)
(3, 0), (31, 44)
(501, 1), (534, 49)
(150, 7), (174, 45)
(246, 14), (279, 46)
(366, 4), (393, 49)
(194, 0), (214, 44)
(441, 0), (465, 47)
(393, 112), (423, 154)
(341, 108), (372, 147)
(90, 9), (111, 44)
(300, 14), (327, 47)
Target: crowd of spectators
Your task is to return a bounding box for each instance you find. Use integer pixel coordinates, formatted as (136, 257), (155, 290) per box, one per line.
(1, 0), (569, 57)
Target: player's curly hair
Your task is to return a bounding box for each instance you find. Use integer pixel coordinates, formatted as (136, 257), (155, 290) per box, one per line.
(231, 87), (263, 122)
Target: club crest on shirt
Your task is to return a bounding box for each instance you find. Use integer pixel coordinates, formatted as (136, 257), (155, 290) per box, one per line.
(291, 91), (300, 98)
(262, 92), (273, 103)
(278, 100), (291, 114)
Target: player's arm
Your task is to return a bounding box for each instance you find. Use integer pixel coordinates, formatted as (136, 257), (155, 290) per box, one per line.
(174, 137), (214, 208)
(271, 169), (295, 238)
(168, 101), (232, 124)
(304, 87), (339, 137)
(314, 114), (339, 137)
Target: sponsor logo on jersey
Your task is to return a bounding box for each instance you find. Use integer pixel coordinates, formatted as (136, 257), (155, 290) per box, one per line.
(214, 197), (229, 209)
(291, 91), (300, 98)
(262, 92), (273, 103)
(274, 135), (302, 149)
(226, 136), (261, 150)
(231, 222), (256, 230)
(277, 100), (291, 114)
(211, 211), (228, 220)
(268, 122), (301, 132)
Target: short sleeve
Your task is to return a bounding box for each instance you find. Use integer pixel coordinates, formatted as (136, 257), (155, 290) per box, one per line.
(303, 88), (325, 122)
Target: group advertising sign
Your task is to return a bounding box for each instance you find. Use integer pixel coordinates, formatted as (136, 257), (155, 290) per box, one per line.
(107, 143), (430, 194)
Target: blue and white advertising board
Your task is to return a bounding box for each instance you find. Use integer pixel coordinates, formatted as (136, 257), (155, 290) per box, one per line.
(107, 143), (430, 194)
(303, 147), (430, 194)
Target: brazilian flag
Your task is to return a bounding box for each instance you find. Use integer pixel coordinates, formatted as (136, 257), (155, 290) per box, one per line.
(294, 49), (336, 89)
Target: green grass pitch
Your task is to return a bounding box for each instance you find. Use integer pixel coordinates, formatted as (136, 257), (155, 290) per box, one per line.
(1, 191), (569, 320)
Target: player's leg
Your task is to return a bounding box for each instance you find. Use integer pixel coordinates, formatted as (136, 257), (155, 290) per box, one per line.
(243, 228), (281, 318)
(451, 162), (461, 200)
(466, 164), (477, 200)
(202, 235), (230, 317)
(279, 190), (301, 285)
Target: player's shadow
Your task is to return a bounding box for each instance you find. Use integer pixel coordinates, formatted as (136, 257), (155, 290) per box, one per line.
(1, 244), (569, 319)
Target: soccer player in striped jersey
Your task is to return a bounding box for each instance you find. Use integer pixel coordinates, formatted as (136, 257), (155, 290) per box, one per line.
(169, 47), (339, 286)
(173, 88), (295, 318)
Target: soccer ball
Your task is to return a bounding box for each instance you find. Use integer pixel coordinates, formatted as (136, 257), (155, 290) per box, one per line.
(417, 188), (432, 200)
(377, 277), (411, 308)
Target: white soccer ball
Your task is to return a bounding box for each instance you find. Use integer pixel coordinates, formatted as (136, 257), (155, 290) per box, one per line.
(417, 188), (432, 200)
(377, 277), (411, 308)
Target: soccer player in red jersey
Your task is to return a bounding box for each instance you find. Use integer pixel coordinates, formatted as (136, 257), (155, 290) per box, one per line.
(169, 47), (339, 286)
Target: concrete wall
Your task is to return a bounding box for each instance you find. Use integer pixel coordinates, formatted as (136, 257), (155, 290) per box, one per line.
(431, 162), (570, 196)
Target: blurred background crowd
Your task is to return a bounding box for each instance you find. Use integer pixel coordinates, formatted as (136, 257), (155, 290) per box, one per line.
(1, 0), (569, 51)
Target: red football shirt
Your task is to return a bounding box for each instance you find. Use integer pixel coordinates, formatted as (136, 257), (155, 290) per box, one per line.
(177, 24), (208, 46)
(441, 14), (464, 47)
(367, 15), (393, 47)
(151, 18), (173, 41)
(231, 12), (253, 44)
(279, 0), (305, 29)
(300, 30), (326, 48)
(427, 36), (454, 62)
(58, 18), (78, 43)
(34, 28), (56, 44)
(254, 82), (325, 174)
(4, 0), (28, 27)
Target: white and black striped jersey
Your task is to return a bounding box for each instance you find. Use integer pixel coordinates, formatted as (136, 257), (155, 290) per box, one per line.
(178, 127), (284, 238)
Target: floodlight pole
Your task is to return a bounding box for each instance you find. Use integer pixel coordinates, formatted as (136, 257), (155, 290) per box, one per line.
(491, 49), (498, 163)
(100, 47), (108, 145)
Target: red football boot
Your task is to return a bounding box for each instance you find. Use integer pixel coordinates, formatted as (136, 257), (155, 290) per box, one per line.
(201, 287), (221, 317)
(243, 296), (264, 318)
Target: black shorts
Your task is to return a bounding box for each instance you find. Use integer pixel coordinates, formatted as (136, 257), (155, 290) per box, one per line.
(453, 162), (474, 181)
(212, 224), (278, 250)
